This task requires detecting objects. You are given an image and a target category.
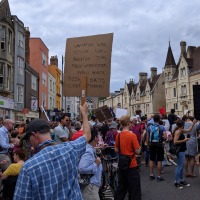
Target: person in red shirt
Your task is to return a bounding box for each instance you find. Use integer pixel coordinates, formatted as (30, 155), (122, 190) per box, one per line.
(71, 121), (83, 141)
(114, 115), (141, 200)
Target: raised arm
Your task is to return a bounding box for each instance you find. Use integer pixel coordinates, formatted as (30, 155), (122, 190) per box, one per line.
(182, 119), (196, 133)
(80, 103), (91, 143)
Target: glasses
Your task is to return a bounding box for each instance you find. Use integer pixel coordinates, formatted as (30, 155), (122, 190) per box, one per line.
(66, 119), (70, 122)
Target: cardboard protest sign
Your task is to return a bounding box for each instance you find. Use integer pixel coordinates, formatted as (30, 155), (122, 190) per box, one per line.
(64, 33), (113, 97)
(116, 108), (128, 119)
(94, 105), (113, 122)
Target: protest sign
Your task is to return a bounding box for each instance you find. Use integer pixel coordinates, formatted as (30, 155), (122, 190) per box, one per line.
(64, 33), (113, 97)
(94, 105), (113, 122)
(116, 108), (128, 119)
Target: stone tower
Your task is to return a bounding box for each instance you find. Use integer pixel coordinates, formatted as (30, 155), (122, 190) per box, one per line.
(163, 42), (177, 82)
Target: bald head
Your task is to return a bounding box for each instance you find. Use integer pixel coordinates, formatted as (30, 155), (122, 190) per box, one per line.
(3, 119), (15, 131)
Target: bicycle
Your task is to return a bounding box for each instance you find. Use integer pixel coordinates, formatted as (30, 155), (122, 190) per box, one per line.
(96, 146), (118, 199)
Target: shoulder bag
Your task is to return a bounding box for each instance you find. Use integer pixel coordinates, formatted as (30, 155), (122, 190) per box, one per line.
(118, 133), (134, 171)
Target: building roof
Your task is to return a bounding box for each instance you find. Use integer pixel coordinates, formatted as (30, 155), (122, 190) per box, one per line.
(126, 73), (161, 95)
(164, 43), (176, 68)
(148, 74), (161, 90)
(127, 81), (134, 95)
(0, 0), (13, 27)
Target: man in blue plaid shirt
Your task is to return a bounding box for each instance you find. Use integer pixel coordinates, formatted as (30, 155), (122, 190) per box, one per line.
(14, 103), (91, 200)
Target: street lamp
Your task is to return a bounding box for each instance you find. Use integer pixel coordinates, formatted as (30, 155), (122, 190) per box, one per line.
(62, 55), (65, 112)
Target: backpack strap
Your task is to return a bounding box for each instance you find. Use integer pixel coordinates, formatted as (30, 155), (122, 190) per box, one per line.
(118, 133), (121, 154)
(118, 132), (135, 159)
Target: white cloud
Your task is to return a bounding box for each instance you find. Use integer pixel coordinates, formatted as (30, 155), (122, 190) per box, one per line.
(8, 0), (200, 93)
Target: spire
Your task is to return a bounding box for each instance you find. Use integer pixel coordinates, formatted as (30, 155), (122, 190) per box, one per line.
(164, 42), (176, 68)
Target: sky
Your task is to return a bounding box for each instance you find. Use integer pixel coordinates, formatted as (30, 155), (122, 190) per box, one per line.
(9, 0), (200, 93)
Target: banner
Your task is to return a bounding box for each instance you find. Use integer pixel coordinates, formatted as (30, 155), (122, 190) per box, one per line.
(94, 105), (113, 122)
(64, 33), (113, 97)
(116, 108), (128, 119)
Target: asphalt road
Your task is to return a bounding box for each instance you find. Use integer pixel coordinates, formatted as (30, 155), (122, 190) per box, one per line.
(140, 163), (200, 200)
(104, 162), (200, 200)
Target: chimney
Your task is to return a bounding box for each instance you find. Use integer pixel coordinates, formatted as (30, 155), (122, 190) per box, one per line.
(120, 88), (124, 93)
(25, 27), (30, 64)
(50, 55), (58, 66)
(187, 46), (196, 58)
(150, 67), (157, 82)
(115, 90), (120, 95)
(129, 79), (134, 83)
(180, 41), (186, 57)
(139, 72), (148, 84)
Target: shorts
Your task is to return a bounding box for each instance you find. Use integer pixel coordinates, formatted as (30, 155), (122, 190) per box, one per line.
(149, 144), (164, 161)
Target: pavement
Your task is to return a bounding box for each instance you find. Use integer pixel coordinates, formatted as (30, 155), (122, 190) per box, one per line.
(140, 162), (200, 200)
(104, 162), (200, 200)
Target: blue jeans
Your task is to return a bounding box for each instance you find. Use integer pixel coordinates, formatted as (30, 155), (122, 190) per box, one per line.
(175, 151), (185, 183)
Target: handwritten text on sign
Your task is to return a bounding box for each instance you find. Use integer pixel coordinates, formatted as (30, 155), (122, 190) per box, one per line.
(64, 33), (113, 97)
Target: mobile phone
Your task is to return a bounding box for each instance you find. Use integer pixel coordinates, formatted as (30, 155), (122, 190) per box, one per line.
(187, 134), (191, 138)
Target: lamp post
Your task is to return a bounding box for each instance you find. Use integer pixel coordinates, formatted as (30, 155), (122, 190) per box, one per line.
(62, 55), (65, 113)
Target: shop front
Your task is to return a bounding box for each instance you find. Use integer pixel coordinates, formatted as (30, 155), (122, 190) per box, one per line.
(0, 96), (14, 119)
(25, 111), (39, 121)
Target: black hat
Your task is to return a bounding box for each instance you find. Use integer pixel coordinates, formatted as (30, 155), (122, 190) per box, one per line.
(23, 119), (50, 140)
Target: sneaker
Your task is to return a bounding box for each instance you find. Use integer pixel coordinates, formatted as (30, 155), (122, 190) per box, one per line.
(157, 176), (164, 182)
(174, 183), (183, 189)
(150, 175), (155, 180)
(180, 181), (190, 187)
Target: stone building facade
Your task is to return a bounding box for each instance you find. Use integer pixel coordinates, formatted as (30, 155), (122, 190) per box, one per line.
(99, 68), (165, 118)
(164, 41), (200, 116)
(0, 0), (14, 118)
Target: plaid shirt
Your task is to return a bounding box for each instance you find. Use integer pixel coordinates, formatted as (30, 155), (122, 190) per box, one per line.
(14, 136), (86, 200)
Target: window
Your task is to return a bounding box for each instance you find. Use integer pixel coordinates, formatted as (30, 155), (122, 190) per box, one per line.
(42, 72), (46, 86)
(174, 103), (178, 110)
(168, 72), (170, 80)
(42, 53), (47, 66)
(18, 32), (24, 48)
(50, 79), (52, 91)
(8, 30), (12, 53)
(17, 86), (23, 103)
(17, 57), (24, 75)
(1, 27), (5, 50)
(125, 97), (127, 104)
(31, 75), (37, 90)
(146, 90), (149, 99)
(0, 63), (3, 88)
(53, 98), (55, 108)
(50, 97), (52, 109)
(42, 93), (46, 107)
(173, 88), (176, 97)
(181, 85), (187, 95)
(136, 93), (140, 100)
(5, 65), (11, 90)
(53, 82), (55, 93)
(182, 68), (186, 77)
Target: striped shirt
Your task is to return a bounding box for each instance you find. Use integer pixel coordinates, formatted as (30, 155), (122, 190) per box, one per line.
(14, 136), (86, 200)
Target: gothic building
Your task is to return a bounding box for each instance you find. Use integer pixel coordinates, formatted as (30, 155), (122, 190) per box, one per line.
(164, 41), (200, 116)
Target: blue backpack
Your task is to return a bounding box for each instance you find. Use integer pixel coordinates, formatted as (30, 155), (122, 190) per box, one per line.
(149, 124), (161, 143)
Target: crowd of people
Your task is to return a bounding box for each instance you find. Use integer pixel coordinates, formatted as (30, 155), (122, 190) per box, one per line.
(0, 107), (200, 200)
